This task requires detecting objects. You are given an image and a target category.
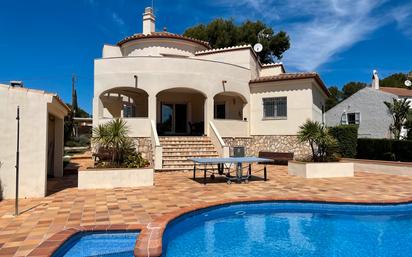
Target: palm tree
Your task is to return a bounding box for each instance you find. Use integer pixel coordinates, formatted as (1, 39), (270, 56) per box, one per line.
(297, 120), (337, 162)
(92, 118), (132, 165)
(384, 98), (410, 140)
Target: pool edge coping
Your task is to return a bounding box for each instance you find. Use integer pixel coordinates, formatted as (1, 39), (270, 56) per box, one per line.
(27, 197), (412, 257)
(27, 224), (144, 257)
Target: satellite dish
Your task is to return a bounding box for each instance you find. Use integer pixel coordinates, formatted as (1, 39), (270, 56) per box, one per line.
(405, 80), (412, 87)
(253, 43), (263, 53)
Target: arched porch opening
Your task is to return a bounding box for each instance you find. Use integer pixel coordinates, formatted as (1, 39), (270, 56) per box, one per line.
(99, 87), (148, 118)
(213, 92), (247, 120)
(156, 88), (206, 135)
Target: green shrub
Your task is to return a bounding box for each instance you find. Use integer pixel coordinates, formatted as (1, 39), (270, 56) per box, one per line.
(357, 138), (412, 162)
(329, 125), (358, 158)
(124, 152), (150, 168)
(297, 120), (338, 162)
(65, 135), (90, 147)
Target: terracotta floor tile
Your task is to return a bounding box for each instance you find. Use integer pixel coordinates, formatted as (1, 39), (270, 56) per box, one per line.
(1, 165), (412, 256)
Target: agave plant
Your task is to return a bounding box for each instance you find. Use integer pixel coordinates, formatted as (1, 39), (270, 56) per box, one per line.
(384, 98), (410, 140)
(297, 120), (338, 162)
(92, 118), (133, 165)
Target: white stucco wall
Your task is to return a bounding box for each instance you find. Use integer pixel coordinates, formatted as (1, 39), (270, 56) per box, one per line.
(311, 83), (327, 124)
(121, 38), (207, 57)
(94, 56), (252, 135)
(259, 66), (283, 77)
(0, 85), (67, 199)
(249, 79), (317, 135)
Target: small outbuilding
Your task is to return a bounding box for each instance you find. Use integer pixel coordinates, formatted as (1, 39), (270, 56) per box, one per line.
(0, 83), (69, 199)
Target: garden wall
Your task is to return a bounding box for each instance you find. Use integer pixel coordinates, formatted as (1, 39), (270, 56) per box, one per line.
(223, 136), (311, 159)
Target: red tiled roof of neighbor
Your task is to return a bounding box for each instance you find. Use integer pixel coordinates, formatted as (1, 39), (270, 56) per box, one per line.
(117, 32), (211, 49)
(380, 87), (412, 97)
(250, 72), (330, 97)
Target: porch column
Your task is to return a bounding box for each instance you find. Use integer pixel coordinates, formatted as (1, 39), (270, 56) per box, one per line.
(148, 94), (157, 121)
(205, 97), (214, 136)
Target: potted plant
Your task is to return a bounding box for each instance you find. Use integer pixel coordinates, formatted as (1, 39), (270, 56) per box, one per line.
(288, 120), (354, 178)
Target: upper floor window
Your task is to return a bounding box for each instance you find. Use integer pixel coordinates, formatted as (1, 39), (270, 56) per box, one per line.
(263, 97), (287, 119)
(341, 112), (360, 125)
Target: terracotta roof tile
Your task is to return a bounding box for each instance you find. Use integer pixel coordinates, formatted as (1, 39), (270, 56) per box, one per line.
(250, 72), (330, 97)
(117, 32), (211, 49)
(380, 87), (412, 97)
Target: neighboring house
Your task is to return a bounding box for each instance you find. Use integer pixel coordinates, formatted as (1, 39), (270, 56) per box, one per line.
(93, 7), (329, 169)
(0, 83), (69, 199)
(326, 71), (397, 139)
(73, 117), (93, 137)
(380, 87), (412, 138)
(380, 87), (412, 107)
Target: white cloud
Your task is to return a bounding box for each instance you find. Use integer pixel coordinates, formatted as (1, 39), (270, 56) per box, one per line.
(212, 0), (412, 71)
(112, 12), (125, 27)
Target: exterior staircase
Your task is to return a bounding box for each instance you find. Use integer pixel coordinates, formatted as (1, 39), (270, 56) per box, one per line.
(158, 136), (220, 172)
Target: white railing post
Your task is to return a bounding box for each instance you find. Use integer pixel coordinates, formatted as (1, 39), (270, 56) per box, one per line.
(209, 121), (230, 157)
(150, 120), (163, 169)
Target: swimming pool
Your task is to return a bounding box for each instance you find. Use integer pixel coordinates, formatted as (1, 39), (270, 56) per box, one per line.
(52, 231), (139, 257)
(162, 201), (412, 257)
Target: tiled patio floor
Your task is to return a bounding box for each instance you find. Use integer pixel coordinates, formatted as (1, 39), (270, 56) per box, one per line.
(1, 165), (412, 256)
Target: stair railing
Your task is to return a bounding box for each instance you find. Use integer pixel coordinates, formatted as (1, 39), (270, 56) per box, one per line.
(150, 120), (163, 169)
(209, 121), (230, 157)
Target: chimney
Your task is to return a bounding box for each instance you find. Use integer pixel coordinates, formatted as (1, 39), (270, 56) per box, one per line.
(372, 69), (379, 90)
(142, 7), (155, 35)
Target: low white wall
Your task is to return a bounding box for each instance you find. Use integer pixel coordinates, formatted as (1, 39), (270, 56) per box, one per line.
(213, 119), (249, 137)
(78, 168), (154, 189)
(288, 161), (354, 178)
(342, 159), (412, 177)
(209, 121), (229, 157)
(98, 118), (151, 137)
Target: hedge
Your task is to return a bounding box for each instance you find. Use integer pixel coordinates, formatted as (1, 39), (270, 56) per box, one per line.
(357, 138), (412, 162)
(329, 125), (358, 158)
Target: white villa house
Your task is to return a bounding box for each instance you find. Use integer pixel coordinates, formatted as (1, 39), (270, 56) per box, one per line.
(93, 7), (330, 170)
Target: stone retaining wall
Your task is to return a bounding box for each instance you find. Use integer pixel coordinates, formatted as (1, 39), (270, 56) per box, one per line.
(132, 137), (153, 164)
(223, 135), (311, 160)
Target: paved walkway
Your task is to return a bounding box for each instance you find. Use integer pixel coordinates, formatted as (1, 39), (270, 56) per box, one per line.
(1, 165), (412, 256)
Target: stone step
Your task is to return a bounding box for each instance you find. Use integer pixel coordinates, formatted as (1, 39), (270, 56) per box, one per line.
(162, 146), (215, 151)
(162, 155), (218, 161)
(163, 148), (218, 153)
(161, 142), (213, 146)
(163, 152), (219, 157)
(159, 136), (220, 170)
(162, 164), (221, 169)
(160, 137), (211, 142)
(156, 167), (221, 172)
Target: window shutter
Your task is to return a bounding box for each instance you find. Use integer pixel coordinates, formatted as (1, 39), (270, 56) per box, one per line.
(355, 113), (360, 124)
(341, 113), (347, 125)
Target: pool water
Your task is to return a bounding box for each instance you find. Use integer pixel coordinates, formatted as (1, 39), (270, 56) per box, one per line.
(52, 231), (139, 257)
(162, 202), (412, 257)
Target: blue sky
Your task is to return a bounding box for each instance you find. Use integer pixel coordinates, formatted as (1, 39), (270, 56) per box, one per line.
(1, 0), (411, 113)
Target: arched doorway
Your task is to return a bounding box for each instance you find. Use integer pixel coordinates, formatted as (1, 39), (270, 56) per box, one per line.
(99, 87), (148, 118)
(213, 92), (247, 120)
(156, 88), (206, 135)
